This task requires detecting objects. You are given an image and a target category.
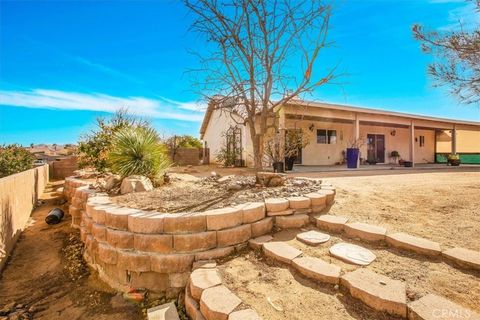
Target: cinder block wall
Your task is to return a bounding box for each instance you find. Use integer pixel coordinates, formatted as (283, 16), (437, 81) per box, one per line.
(64, 177), (335, 298)
(51, 156), (78, 179)
(170, 148), (201, 166)
(0, 164), (49, 271)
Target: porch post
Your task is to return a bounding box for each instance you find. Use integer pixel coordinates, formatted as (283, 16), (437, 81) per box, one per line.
(354, 113), (360, 167)
(451, 124), (457, 155)
(410, 120), (415, 167)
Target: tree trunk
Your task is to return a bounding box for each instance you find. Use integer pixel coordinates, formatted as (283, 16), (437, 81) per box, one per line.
(251, 133), (264, 170)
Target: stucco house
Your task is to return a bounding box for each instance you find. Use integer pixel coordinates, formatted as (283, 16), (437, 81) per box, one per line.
(200, 99), (480, 167)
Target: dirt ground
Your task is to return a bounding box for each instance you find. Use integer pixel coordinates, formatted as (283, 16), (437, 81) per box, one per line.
(324, 171), (480, 251)
(217, 170), (480, 320)
(0, 181), (162, 320)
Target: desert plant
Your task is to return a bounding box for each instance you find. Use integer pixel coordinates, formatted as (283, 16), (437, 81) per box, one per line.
(0, 144), (36, 178)
(285, 130), (310, 158)
(108, 126), (171, 181)
(215, 146), (237, 167)
(78, 109), (148, 172)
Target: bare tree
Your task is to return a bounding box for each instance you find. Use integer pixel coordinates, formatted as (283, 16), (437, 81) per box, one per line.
(185, 0), (337, 169)
(413, 1), (480, 105)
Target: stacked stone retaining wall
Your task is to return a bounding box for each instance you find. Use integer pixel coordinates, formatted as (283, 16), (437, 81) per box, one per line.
(64, 176), (335, 297)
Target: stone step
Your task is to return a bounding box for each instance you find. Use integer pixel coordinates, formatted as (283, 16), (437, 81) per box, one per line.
(442, 247), (480, 271)
(200, 285), (242, 320)
(147, 302), (180, 320)
(296, 230), (330, 246)
(344, 222), (387, 242)
(341, 268), (407, 317)
(386, 233), (441, 257)
(329, 243), (376, 266)
(190, 268), (222, 300)
(407, 293), (480, 320)
(315, 215), (349, 232)
(262, 241), (302, 264)
(248, 235), (273, 250)
(292, 256), (341, 284)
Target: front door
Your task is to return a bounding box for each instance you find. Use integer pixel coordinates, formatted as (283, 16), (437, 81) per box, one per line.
(367, 134), (385, 163)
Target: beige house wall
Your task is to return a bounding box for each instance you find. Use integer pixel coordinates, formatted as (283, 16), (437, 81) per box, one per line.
(437, 130), (480, 153)
(0, 164), (49, 271)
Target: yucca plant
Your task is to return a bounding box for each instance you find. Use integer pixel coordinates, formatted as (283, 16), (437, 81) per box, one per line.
(108, 126), (170, 181)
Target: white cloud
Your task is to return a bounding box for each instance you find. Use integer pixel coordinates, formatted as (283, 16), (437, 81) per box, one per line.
(0, 89), (204, 122)
(438, 1), (479, 31)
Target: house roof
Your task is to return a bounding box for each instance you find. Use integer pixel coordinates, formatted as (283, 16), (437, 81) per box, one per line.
(287, 99), (480, 127)
(199, 98), (480, 138)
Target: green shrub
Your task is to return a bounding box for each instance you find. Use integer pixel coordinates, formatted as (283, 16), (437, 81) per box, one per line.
(108, 126), (170, 181)
(78, 109), (147, 172)
(0, 144), (35, 178)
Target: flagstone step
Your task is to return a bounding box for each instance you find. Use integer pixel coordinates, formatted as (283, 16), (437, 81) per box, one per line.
(407, 293), (480, 320)
(341, 268), (407, 317)
(292, 256), (341, 284)
(296, 230), (330, 246)
(189, 268), (222, 300)
(200, 285), (242, 320)
(248, 235), (273, 250)
(329, 242), (376, 265)
(262, 241), (302, 264)
(344, 222), (387, 242)
(147, 302), (180, 320)
(315, 215), (349, 232)
(442, 247), (480, 271)
(386, 233), (441, 257)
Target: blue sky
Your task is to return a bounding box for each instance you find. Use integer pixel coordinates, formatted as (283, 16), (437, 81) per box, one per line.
(0, 0), (479, 145)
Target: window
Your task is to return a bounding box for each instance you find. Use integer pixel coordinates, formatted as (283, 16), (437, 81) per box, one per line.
(317, 129), (337, 144)
(419, 135), (425, 147)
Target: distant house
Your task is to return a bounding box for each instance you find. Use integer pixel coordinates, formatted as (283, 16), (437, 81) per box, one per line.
(200, 99), (480, 167)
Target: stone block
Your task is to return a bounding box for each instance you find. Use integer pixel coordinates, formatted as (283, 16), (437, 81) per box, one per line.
(341, 268), (406, 317)
(89, 204), (110, 225)
(267, 209), (294, 217)
(442, 247), (480, 271)
(315, 215), (349, 232)
(106, 228), (134, 249)
(287, 196), (311, 209)
(251, 217), (273, 237)
(151, 254), (194, 273)
(97, 242), (118, 264)
(205, 207), (243, 231)
(344, 222), (387, 242)
(217, 224), (251, 247)
(185, 285), (201, 319)
(263, 241), (302, 264)
(200, 285), (241, 320)
(164, 213), (207, 233)
(386, 233), (441, 256)
(265, 198), (289, 212)
(194, 246), (235, 261)
(91, 223), (107, 242)
(190, 268), (222, 300)
(316, 189), (335, 205)
(174, 232), (217, 252)
(128, 211), (165, 234)
(240, 202), (266, 223)
(117, 250), (151, 272)
(105, 207), (139, 230)
(275, 214), (309, 229)
(292, 256), (341, 284)
(249, 235), (273, 250)
(169, 272), (190, 288)
(134, 234), (173, 254)
(147, 302), (180, 320)
(407, 293), (480, 320)
(305, 192), (327, 207)
(193, 261), (217, 269)
(131, 271), (170, 293)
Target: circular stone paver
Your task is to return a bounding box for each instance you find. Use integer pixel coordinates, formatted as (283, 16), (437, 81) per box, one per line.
(329, 243), (376, 265)
(296, 230), (331, 245)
